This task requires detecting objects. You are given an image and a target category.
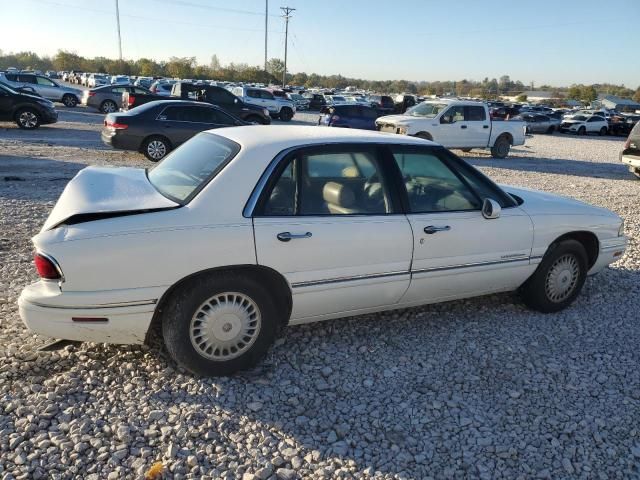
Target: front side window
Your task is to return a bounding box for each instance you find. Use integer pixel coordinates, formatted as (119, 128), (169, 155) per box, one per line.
(36, 77), (55, 86)
(392, 147), (480, 213)
(148, 133), (239, 203)
(260, 147), (392, 216)
(441, 106), (465, 124)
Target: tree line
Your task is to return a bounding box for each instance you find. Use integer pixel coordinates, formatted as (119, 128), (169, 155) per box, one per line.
(1, 50), (639, 102)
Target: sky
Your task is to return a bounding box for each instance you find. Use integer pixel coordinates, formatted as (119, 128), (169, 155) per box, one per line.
(2, 0), (639, 87)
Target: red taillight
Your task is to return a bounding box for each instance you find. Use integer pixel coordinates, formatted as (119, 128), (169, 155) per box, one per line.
(105, 121), (128, 130)
(127, 95), (135, 106)
(330, 115), (340, 123)
(34, 253), (61, 280)
(88, 92), (96, 97)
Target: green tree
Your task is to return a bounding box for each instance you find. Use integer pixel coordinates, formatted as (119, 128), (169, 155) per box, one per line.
(634, 87), (640, 103)
(567, 84), (582, 100)
(266, 58), (285, 80)
(580, 85), (597, 103)
(166, 57), (195, 78)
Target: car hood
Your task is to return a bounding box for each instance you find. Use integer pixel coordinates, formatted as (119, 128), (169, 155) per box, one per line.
(563, 119), (584, 124)
(375, 114), (417, 125)
(42, 166), (178, 231)
(502, 185), (617, 218)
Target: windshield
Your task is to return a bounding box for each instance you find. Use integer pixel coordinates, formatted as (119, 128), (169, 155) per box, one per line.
(148, 133), (240, 203)
(332, 96), (346, 102)
(406, 102), (449, 117)
(573, 115), (587, 121)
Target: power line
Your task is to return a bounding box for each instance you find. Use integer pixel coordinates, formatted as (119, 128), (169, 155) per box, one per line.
(151, 0), (280, 17)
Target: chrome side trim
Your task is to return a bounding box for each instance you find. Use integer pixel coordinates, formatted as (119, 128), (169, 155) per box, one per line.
(601, 243), (627, 252)
(291, 271), (408, 289)
(412, 257), (531, 275)
(27, 299), (157, 310)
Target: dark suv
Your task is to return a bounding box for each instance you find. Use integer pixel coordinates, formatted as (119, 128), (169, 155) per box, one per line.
(368, 95), (395, 114)
(621, 122), (640, 179)
(303, 93), (327, 110)
(0, 83), (58, 129)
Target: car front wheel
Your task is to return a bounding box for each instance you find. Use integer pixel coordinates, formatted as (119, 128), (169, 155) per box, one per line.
(15, 108), (41, 129)
(100, 100), (117, 113)
(161, 273), (279, 376)
(279, 108), (293, 122)
(520, 239), (588, 313)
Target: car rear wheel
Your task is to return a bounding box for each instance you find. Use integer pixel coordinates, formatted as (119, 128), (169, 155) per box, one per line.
(142, 136), (171, 162)
(100, 100), (117, 114)
(279, 108), (293, 122)
(490, 135), (511, 158)
(599, 126), (607, 136)
(15, 108), (41, 129)
(161, 273), (279, 376)
(578, 126), (586, 135)
(520, 239), (588, 313)
(547, 126), (554, 134)
(62, 94), (78, 107)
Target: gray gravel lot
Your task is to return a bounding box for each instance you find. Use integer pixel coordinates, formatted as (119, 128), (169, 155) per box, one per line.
(1, 107), (639, 479)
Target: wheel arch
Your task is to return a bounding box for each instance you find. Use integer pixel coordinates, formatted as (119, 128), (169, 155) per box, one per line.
(145, 264), (293, 344)
(414, 131), (433, 141)
(496, 132), (513, 145)
(544, 231), (599, 269)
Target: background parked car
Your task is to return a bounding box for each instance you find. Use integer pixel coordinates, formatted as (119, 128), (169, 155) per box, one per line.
(560, 114), (609, 135)
(0, 72), (82, 107)
(0, 82), (57, 129)
(394, 94), (417, 114)
(88, 74), (109, 88)
(302, 92), (326, 110)
(82, 85), (154, 113)
(287, 92), (310, 110)
(609, 115), (640, 137)
(231, 86), (295, 121)
(101, 100), (246, 161)
(110, 75), (130, 85)
(134, 77), (153, 89)
(149, 81), (175, 96)
(319, 104), (380, 130)
(368, 94), (395, 114)
(620, 121), (640, 179)
(515, 113), (561, 134)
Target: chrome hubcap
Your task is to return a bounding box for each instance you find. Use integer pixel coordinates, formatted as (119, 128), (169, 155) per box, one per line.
(147, 141), (166, 159)
(189, 292), (261, 361)
(545, 254), (579, 302)
(104, 102), (116, 113)
(19, 111), (37, 128)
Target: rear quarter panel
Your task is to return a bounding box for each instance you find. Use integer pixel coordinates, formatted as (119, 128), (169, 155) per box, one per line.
(490, 120), (526, 146)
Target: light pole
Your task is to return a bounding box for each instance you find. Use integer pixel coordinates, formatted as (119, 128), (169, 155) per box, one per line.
(115, 0), (123, 60)
(264, 0), (268, 72)
(281, 7), (295, 88)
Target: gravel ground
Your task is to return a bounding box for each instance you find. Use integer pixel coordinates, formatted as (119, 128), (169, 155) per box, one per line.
(1, 108), (639, 479)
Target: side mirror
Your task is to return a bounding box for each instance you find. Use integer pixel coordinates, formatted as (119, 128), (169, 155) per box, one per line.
(482, 198), (501, 219)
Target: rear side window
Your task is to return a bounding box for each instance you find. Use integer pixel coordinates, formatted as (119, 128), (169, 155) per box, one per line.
(465, 106), (486, 121)
(4, 74), (17, 81)
(148, 133), (240, 203)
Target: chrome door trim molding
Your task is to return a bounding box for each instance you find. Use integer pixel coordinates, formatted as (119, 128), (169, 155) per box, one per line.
(27, 299), (158, 310)
(411, 257), (531, 276)
(291, 271), (409, 289)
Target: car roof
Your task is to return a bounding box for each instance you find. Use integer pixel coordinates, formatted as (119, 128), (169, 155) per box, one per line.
(207, 125), (436, 149)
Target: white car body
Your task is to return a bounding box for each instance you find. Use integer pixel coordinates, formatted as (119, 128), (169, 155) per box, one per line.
(231, 86), (296, 118)
(560, 114), (609, 135)
(88, 74), (108, 88)
(376, 100), (526, 155)
(19, 127), (626, 354)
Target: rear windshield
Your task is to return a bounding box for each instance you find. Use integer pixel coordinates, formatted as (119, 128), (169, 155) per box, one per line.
(147, 133), (240, 203)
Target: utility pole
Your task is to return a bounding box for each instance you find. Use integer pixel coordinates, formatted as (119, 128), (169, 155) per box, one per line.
(264, 0), (268, 72)
(115, 0), (123, 61)
(281, 6), (295, 88)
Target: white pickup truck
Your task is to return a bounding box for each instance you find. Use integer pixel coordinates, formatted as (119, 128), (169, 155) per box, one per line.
(376, 99), (526, 158)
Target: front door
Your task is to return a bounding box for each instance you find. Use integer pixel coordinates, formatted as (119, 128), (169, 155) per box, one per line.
(437, 105), (471, 147)
(252, 145), (413, 322)
(388, 145), (534, 304)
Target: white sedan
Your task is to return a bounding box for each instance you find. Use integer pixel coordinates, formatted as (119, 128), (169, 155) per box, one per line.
(19, 127), (627, 375)
(559, 114), (609, 135)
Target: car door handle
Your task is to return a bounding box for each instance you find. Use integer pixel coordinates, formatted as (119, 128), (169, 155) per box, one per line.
(483, 125), (489, 128)
(460, 125), (467, 129)
(277, 231), (312, 242)
(423, 225), (451, 234)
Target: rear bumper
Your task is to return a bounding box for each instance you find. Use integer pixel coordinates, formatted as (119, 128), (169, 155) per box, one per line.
(101, 130), (141, 151)
(18, 282), (158, 344)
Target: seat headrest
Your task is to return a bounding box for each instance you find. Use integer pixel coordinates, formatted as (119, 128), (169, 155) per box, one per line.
(323, 182), (355, 208)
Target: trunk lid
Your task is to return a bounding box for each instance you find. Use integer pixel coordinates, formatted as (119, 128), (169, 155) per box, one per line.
(42, 166), (178, 231)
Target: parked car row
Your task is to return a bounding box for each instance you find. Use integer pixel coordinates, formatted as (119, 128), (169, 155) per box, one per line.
(0, 72), (82, 107)
(0, 82), (58, 129)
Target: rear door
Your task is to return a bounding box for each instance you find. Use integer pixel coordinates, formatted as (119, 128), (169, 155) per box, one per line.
(156, 105), (199, 145)
(34, 76), (61, 100)
(252, 144), (413, 322)
(390, 145), (534, 304)
(463, 106), (490, 146)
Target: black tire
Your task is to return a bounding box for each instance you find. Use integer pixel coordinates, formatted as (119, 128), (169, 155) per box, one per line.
(62, 94), (78, 107)
(520, 239), (588, 313)
(578, 126), (586, 136)
(15, 108), (41, 130)
(100, 100), (117, 114)
(460, 148), (472, 153)
(599, 127), (607, 136)
(161, 272), (280, 376)
(415, 132), (433, 141)
(279, 107), (293, 122)
(490, 135), (511, 158)
(547, 126), (554, 134)
(631, 167), (640, 180)
(142, 136), (171, 162)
